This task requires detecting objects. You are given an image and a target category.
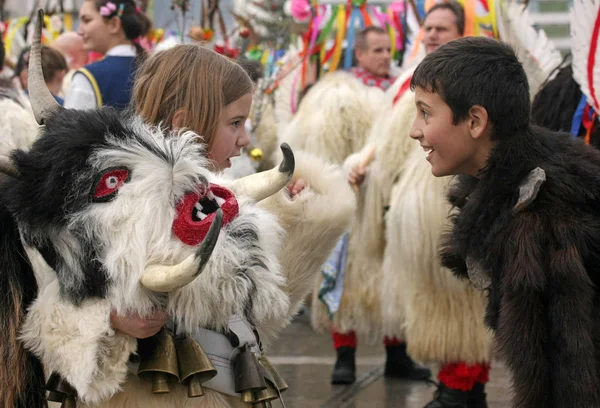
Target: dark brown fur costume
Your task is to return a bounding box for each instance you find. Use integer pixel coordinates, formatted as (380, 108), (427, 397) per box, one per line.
(441, 126), (600, 408)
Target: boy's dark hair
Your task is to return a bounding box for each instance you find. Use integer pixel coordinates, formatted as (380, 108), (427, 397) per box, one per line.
(40, 46), (68, 82)
(426, 2), (465, 36)
(411, 37), (530, 139)
(355, 26), (388, 50)
(15, 46), (68, 83)
(237, 58), (264, 84)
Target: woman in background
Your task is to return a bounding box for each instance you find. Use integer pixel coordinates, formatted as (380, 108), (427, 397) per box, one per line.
(65, 0), (151, 110)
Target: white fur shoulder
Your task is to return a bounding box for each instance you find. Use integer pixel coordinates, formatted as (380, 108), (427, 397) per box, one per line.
(0, 98), (39, 155)
(571, 0), (600, 113)
(257, 151), (355, 342)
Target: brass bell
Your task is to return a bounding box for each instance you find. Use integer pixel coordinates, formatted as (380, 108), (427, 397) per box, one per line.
(234, 345), (267, 394)
(176, 336), (218, 398)
(259, 355), (288, 393)
(46, 372), (77, 408)
(61, 396), (77, 408)
(241, 390), (256, 403)
(252, 402), (271, 408)
(138, 327), (180, 394)
(249, 147), (264, 162)
(253, 382), (279, 404)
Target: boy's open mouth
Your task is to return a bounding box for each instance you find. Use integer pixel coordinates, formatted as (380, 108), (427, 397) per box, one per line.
(423, 146), (435, 158)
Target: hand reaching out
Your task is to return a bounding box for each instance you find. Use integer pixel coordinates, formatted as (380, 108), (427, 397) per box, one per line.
(348, 164), (366, 187)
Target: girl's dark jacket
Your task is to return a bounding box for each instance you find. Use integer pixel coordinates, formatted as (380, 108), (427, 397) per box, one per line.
(442, 126), (600, 408)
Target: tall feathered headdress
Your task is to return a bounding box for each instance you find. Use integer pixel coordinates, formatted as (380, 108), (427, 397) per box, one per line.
(571, 0), (600, 116)
(495, 0), (562, 99)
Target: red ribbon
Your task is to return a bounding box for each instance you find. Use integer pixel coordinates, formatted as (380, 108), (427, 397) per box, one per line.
(587, 9), (600, 111)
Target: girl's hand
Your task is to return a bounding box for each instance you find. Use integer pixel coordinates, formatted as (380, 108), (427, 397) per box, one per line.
(110, 309), (168, 339)
(287, 179), (306, 200)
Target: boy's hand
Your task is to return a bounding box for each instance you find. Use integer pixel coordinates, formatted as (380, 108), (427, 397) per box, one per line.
(110, 309), (168, 339)
(348, 164), (367, 187)
(287, 179), (306, 200)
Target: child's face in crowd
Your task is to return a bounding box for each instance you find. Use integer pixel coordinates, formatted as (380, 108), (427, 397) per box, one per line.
(209, 93), (252, 171)
(409, 87), (478, 177)
(78, 1), (118, 54)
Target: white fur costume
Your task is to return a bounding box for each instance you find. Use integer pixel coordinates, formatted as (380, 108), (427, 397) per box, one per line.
(18, 128), (354, 407)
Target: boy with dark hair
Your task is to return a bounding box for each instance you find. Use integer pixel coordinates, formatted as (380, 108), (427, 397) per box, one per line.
(410, 36), (600, 407)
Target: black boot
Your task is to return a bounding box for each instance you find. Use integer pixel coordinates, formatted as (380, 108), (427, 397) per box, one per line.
(331, 346), (356, 385)
(467, 382), (488, 408)
(424, 383), (469, 408)
(384, 343), (432, 381)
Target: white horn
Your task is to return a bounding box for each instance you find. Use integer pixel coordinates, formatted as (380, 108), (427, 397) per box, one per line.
(141, 209), (223, 292)
(29, 9), (62, 125)
(231, 143), (295, 202)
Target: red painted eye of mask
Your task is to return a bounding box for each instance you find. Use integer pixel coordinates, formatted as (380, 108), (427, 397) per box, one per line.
(92, 167), (131, 203)
(172, 183), (239, 246)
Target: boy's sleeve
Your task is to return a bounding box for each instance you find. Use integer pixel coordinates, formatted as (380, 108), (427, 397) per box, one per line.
(496, 212), (600, 407)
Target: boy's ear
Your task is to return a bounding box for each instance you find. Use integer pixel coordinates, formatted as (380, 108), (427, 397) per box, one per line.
(467, 105), (489, 140)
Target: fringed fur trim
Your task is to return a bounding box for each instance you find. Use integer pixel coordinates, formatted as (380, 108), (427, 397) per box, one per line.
(253, 100), (279, 172)
(20, 280), (137, 404)
(310, 90), (419, 339)
(280, 71), (384, 165)
(258, 150), (355, 344)
(381, 148), (492, 363)
(0, 98), (39, 156)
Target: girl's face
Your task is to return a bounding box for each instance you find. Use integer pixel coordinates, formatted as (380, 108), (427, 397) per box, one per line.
(77, 1), (113, 54)
(209, 93), (252, 171)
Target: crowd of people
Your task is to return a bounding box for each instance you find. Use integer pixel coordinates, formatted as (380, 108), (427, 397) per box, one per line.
(1, 1), (599, 408)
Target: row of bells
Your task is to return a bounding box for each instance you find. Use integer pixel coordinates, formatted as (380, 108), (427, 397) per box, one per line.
(46, 327), (288, 408)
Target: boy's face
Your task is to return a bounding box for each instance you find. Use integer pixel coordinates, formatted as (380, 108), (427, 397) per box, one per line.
(409, 87), (477, 177)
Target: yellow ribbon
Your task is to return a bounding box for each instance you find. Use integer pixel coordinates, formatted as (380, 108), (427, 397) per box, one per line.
(4, 17), (29, 57)
(328, 5), (347, 72)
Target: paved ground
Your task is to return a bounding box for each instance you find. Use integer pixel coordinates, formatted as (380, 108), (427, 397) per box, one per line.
(267, 312), (513, 408)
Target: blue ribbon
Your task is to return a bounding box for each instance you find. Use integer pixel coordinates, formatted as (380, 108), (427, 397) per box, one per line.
(344, 7), (362, 70)
(570, 94), (588, 137)
(416, 0), (427, 20)
(265, 51), (275, 77)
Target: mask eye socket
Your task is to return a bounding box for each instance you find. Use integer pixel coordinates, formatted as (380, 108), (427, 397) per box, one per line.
(92, 167), (131, 203)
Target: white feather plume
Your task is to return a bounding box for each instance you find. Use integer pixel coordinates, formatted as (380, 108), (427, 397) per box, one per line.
(571, 0), (600, 113)
(496, 0), (563, 99)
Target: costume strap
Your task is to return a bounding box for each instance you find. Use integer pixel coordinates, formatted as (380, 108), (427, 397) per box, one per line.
(77, 68), (103, 108)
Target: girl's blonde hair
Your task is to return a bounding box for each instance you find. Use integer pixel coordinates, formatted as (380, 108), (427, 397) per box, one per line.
(133, 45), (254, 148)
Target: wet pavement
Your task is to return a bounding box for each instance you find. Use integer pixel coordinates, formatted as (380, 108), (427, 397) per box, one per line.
(268, 311), (513, 408)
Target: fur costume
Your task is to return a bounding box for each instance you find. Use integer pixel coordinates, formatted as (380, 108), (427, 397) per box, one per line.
(441, 126), (600, 407)
(280, 70), (385, 166)
(312, 0), (561, 355)
(310, 68), (417, 337)
(0, 83), (39, 155)
(382, 145), (491, 363)
(1, 14), (355, 408)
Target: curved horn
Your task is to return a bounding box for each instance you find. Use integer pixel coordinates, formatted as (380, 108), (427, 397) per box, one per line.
(29, 9), (62, 125)
(140, 209), (223, 292)
(231, 143), (295, 202)
(0, 156), (19, 178)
